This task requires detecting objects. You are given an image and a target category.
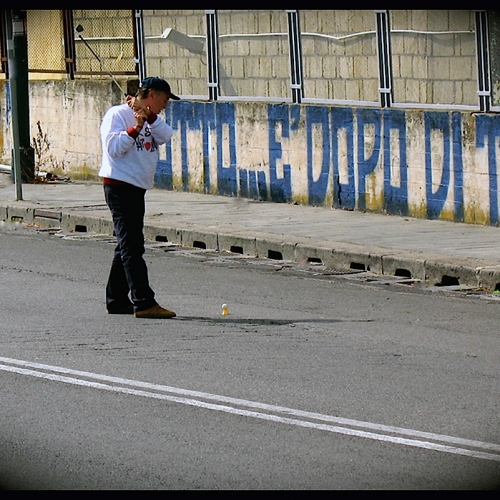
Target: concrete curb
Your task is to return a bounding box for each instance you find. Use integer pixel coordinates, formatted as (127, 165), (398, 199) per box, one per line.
(2, 201), (500, 291)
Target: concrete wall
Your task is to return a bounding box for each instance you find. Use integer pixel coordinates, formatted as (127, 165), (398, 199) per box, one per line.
(160, 101), (500, 226)
(144, 10), (208, 98)
(390, 10), (477, 106)
(17, 9), (492, 106)
(2, 79), (500, 226)
(299, 9), (379, 102)
(141, 9), (480, 106)
(0, 79), (124, 178)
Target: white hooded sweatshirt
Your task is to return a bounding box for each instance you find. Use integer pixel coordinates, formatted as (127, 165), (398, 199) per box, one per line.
(99, 104), (174, 190)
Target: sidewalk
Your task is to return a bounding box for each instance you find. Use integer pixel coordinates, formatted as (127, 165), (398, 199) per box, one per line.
(1, 173), (500, 291)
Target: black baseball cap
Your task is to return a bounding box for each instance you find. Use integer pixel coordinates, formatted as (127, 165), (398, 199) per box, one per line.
(140, 77), (180, 100)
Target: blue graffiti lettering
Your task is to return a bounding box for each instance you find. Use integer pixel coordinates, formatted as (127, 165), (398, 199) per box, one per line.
(248, 170), (259, 199)
(239, 169), (249, 198)
(202, 103), (216, 194)
(383, 109), (408, 216)
(154, 159), (172, 189)
(246, 170), (267, 200)
(357, 109), (382, 211)
(425, 112), (450, 219)
(216, 103), (237, 197)
(307, 106), (330, 206)
(268, 104), (293, 203)
(156, 102), (236, 195)
(156, 101), (484, 224)
(331, 107), (355, 210)
(175, 101), (204, 191)
(452, 113), (464, 222)
(476, 114), (500, 225)
(239, 169), (268, 200)
(155, 105), (177, 190)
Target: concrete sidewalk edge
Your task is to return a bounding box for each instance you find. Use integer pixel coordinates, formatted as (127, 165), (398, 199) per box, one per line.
(2, 201), (500, 292)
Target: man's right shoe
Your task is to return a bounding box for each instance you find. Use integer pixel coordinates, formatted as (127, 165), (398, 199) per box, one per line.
(107, 304), (134, 315)
(135, 304), (176, 319)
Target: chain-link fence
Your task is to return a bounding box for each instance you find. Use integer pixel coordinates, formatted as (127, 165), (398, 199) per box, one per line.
(7, 9), (137, 79)
(72, 9), (136, 76)
(2, 9), (500, 111)
(27, 10), (66, 73)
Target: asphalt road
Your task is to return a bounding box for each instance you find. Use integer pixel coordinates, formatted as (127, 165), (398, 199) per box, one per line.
(0, 223), (499, 489)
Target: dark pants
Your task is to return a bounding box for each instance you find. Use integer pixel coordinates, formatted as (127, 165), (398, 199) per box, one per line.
(104, 183), (157, 313)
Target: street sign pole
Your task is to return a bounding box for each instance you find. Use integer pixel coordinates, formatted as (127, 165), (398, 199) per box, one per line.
(5, 10), (35, 200)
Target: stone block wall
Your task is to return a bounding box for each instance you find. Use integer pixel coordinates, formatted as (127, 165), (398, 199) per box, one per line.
(390, 10), (477, 106)
(2, 80), (500, 226)
(2, 10), (500, 226)
(143, 10), (208, 98)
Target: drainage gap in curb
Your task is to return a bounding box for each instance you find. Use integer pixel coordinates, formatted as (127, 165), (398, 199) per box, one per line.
(436, 275), (460, 287)
(193, 241), (207, 249)
(350, 262), (366, 271)
(308, 257), (322, 264)
(155, 235), (168, 242)
(230, 245), (244, 254)
(75, 225), (87, 233)
(268, 250), (283, 260)
(395, 268), (412, 278)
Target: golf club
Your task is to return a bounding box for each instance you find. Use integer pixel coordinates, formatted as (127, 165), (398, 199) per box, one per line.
(74, 24), (125, 95)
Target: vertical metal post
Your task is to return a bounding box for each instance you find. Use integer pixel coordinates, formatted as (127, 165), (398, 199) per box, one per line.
(133, 9), (146, 82)
(0, 10), (9, 78)
(375, 10), (393, 108)
(287, 10), (304, 103)
(62, 10), (76, 79)
(4, 10), (20, 199)
(205, 10), (219, 101)
(475, 10), (491, 112)
(5, 9), (35, 199)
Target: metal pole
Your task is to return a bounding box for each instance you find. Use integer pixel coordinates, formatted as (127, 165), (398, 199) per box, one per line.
(5, 10), (35, 200)
(475, 10), (492, 112)
(375, 10), (393, 108)
(205, 10), (219, 101)
(133, 10), (146, 82)
(286, 10), (304, 104)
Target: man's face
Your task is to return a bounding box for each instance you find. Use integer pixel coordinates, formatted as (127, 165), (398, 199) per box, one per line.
(148, 90), (170, 114)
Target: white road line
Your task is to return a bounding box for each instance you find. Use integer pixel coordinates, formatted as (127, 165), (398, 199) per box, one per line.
(1, 357), (499, 463)
(1, 356), (497, 453)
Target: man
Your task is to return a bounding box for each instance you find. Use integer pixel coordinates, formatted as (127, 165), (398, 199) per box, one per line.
(99, 77), (180, 319)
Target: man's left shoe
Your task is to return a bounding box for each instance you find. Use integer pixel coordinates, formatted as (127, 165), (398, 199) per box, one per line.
(135, 304), (176, 319)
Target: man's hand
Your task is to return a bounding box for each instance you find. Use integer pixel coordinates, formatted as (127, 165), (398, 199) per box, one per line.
(125, 94), (135, 108)
(126, 96), (151, 132)
(130, 97), (151, 115)
(133, 108), (147, 132)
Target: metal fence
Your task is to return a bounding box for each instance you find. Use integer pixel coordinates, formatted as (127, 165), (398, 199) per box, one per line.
(1, 9), (500, 112)
(4, 9), (137, 78)
(71, 9), (136, 76)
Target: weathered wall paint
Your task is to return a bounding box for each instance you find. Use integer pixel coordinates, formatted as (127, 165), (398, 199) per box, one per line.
(1, 81), (500, 226)
(157, 100), (500, 226)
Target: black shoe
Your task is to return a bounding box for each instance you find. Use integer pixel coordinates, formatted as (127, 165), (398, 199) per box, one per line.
(107, 304), (134, 315)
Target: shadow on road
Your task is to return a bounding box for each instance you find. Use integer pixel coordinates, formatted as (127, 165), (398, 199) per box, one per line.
(171, 316), (375, 325)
